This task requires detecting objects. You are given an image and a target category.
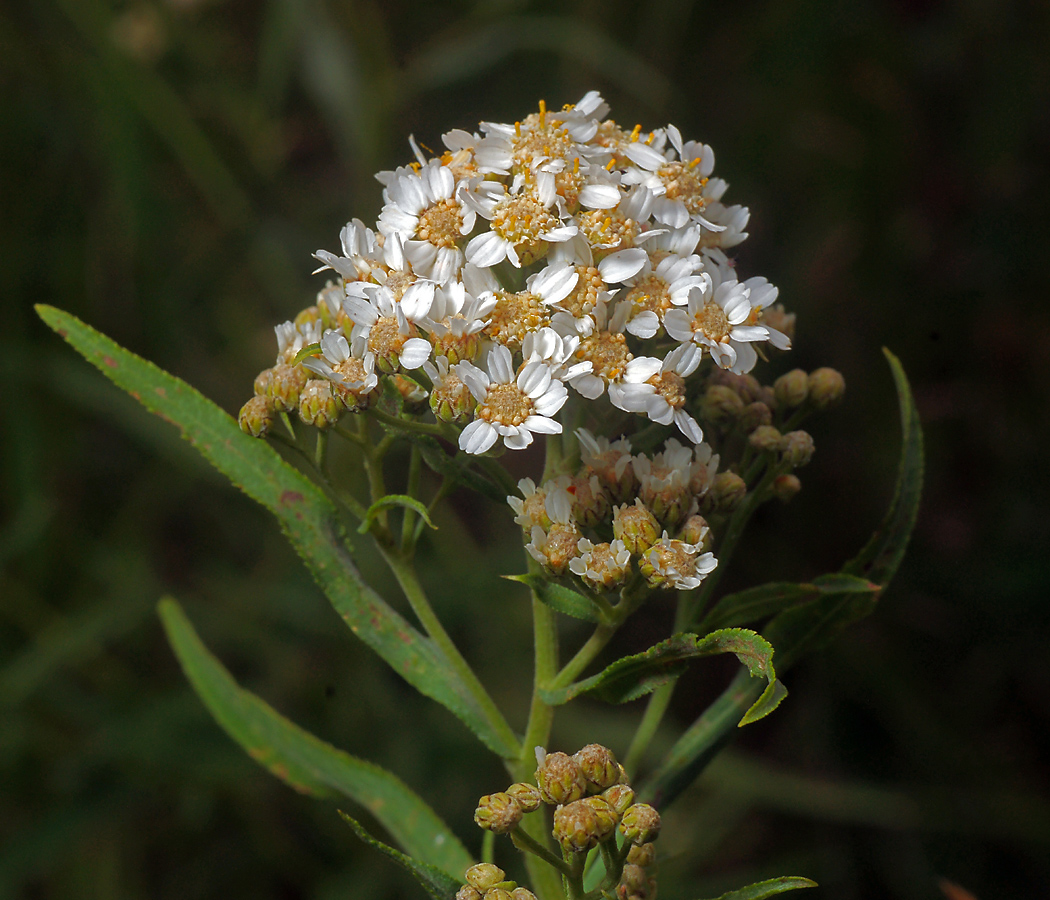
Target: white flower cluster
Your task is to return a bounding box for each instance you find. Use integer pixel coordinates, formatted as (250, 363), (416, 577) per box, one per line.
(291, 93), (791, 454)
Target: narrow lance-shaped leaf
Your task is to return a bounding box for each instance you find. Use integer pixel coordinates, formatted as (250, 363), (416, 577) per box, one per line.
(339, 811), (462, 900)
(37, 305), (518, 758)
(540, 629), (786, 725)
(159, 598), (473, 875)
(694, 876), (818, 900)
(504, 574), (606, 623)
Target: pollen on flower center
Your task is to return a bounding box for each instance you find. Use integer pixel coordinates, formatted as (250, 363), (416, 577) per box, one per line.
(577, 331), (632, 382)
(491, 193), (559, 247)
(478, 382), (534, 426)
(511, 116), (575, 174)
(333, 357), (368, 385)
(577, 208), (637, 250)
(485, 291), (550, 348)
(625, 274), (672, 316)
(658, 161), (709, 215)
(416, 199), (464, 248)
(368, 316), (410, 358)
(647, 371), (687, 409)
(698, 302), (731, 342)
(383, 270), (414, 302)
(559, 265), (603, 319)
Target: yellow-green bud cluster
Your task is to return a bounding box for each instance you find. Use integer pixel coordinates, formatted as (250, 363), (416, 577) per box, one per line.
(458, 864), (537, 900)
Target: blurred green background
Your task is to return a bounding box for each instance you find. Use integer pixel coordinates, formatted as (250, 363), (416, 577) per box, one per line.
(3, 0), (1048, 898)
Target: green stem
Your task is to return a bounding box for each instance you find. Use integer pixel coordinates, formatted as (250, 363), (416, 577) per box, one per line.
(624, 682), (676, 775)
(280, 411), (296, 439)
(400, 444), (422, 554)
(481, 829), (495, 865)
(314, 429), (328, 470)
(511, 828), (572, 876)
(378, 545), (520, 759)
(367, 406), (446, 436)
(550, 624), (617, 690)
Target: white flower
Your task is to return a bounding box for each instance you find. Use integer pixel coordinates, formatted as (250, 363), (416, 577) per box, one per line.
(642, 532), (718, 590)
(312, 219), (383, 283)
(622, 343), (705, 444)
(621, 251), (711, 339)
(302, 329), (379, 400)
(420, 279), (496, 364)
(343, 279), (434, 371)
(455, 345), (568, 453)
(275, 319), (323, 364)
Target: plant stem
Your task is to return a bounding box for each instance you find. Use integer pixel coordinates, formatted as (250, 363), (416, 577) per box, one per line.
(314, 429), (327, 470)
(624, 681), (675, 775)
(367, 405), (446, 436)
(400, 444), (421, 553)
(511, 828), (572, 876)
(550, 624), (616, 690)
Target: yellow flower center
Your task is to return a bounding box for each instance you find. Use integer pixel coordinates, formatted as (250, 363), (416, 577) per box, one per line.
(478, 382), (534, 427)
(647, 370), (686, 410)
(657, 161), (709, 215)
(416, 198), (464, 249)
(485, 291), (550, 348)
(576, 331), (632, 383)
(698, 301), (730, 342)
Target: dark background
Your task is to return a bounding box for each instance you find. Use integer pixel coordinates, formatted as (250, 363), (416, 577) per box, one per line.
(2, 0), (1048, 898)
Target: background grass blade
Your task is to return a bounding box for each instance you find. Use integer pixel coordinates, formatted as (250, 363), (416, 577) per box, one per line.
(695, 876), (818, 900)
(159, 597), (473, 875)
(36, 305), (518, 757)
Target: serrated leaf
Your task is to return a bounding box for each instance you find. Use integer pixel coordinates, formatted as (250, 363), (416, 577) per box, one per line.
(37, 306), (518, 758)
(540, 629), (778, 706)
(701, 574), (879, 632)
(504, 574), (604, 623)
(358, 494), (437, 534)
(339, 811), (462, 900)
(159, 597), (473, 875)
(739, 678), (789, 726)
(695, 876), (818, 900)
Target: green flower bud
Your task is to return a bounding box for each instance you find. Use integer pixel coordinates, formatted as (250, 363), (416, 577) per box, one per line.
(535, 751), (586, 805)
(677, 515), (712, 551)
(707, 471), (747, 512)
(573, 744), (621, 793)
(748, 425), (782, 452)
(602, 783), (636, 816)
(613, 501), (661, 556)
(465, 864), (506, 891)
(620, 803), (661, 845)
(582, 795), (619, 841)
(298, 379), (341, 429)
(779, 430), (815, 468)
(808, 367), (845, 409)
(254, 367), (275, 397)
(456, 887), (483, 900)
(568, 474), (610, 528)
(430, 372), (476, 423)
(239, 395), (275, 437)
(773, 473), (802, 502)
(553, 799), (600, 852)
(620, 863), (649, 893)
(484, 890), (512, 900)
(474, 792), (523, 833)
(739, 401), (772, 433)
(700, 384), (744, 423)
(268, 363), (310, 413)
(627, 842), (656, 867)
(509, 889), (538, 900)
(505, 782), (542, 813)
(773, 368), (809, 409)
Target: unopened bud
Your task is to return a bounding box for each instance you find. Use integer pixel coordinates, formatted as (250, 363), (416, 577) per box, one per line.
(748, 425), (782, 452)
(677, 515), (712, 551)
(620, 803), (661, 845)
(485, 890), (512, 900)
(535, 751), (586, 805)
(294, 305), (321, 328)
(506, 782), (542, 813)
(707, 471), (747, 512)
(430, 372), (475, 423)
(773, 473), (802, 502)
(620, 863), (649, 893)
(808, 367), (845, 409)
(391, 374), (428, 410)
(627, 843), (656, 867)
(780, 430), (815, 468)
(509, 889), (538, 900)
(239, 395), (275, 437)
(568, 474), (609, 528)
(268, 363), (310, 413)
(613, 501), (661, 555)
(553, 799), (600, 852)
(601, 783), (636, 816)
(739, 401), (772, 433)
(298, 379), (341, 428)
(254, 367), (275, 396)
(582, 796), (619, 841)
(573, 744), (620, 793)
(774, 369), (809, 409)
(456, 886), (483, 900)
(474, 792), (523, 833)
(700, 384), (744, 423)
(465, 864), (505, 891)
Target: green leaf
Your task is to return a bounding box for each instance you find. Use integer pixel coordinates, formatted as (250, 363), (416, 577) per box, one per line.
(339, 811), (462, 900)
(695, 876), (818, 900)
(701, 574), (879, 632)
(504, 574), (605, 623)
(291, 341), (322, 365)
(159, 597), (473, 875)
(37, 305), (518, 758)
(540, 629), (780, 715)
(407, 434), (507, 505)
(358, 494), (437, 534)
(841, 347), (924, 587)
(739, 678), (789, 726)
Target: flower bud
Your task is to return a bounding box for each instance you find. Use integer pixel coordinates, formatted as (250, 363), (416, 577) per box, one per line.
(569, 539), (632, 592)
(601, 783), (636, 816)
(456, 886), (483, 900)
(573, 744), (621, 793)
(773, 473), (802, 502)
(779, 430), (815, 468)
(700, 385), (744, 423)
(465, 864), (506, 891)
(505, 782), (543, 813)
(568, 473), (610, 528)
(430, 371), (476, 423)
(526, 523), (582, 576)
(677, 515), (712, 551)
(294, 305), (321, 328)
(808, 367), (845, 409)
(707, 471), (747, 512)
(510, 889), (538, 900)
(298, 379), (341, 428)
(620, 803), (661, 845)
(474, 792), (523, 833)
(553, 799), (600, 852)
(582, 795), (619, 841)
(748, 425), (782, 452)
(613, 501), (661, 556)
(535, 751), (586, 805)
(254, 367), (275, 397)
(391, 374), (428, 411)
(739, 401), (772, 433)
(485, 889), (512, 900)
(268, 363), (310, 413)
(627, 842), (656, 867)
(620, 863), (649, 893)
(239, 395), (275, 437)
(773, 369), (809, 409)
